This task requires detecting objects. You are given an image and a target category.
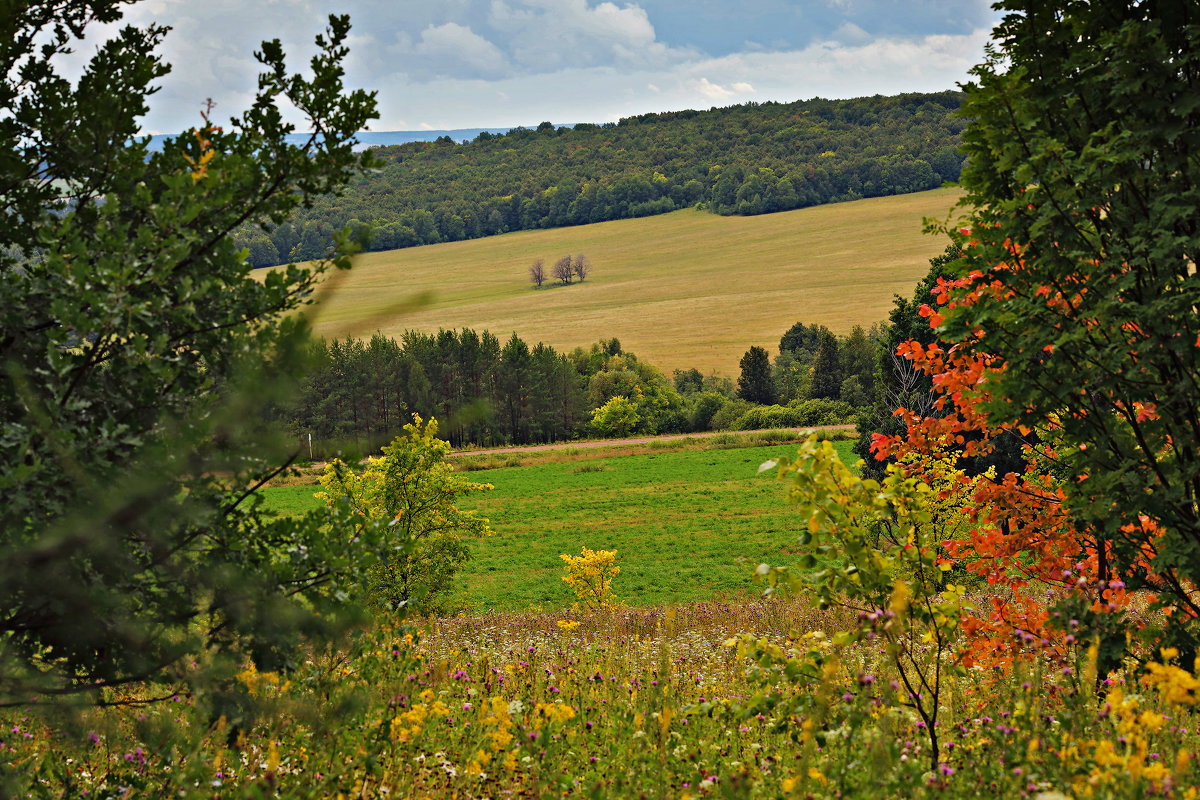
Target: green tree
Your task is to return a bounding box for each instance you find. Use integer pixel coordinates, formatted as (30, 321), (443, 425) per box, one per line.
(736, 345), (776, 405)
(590, 395), (641, 438)
(318, 417), (493, 615)
(0, 2), (378, 705)
(808, 331), (843, 400)
(942, 0), (1200, 650)
(672, 367), (704, 394)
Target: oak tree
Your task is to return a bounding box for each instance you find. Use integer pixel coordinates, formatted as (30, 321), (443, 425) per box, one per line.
(0, 1), (380, 704)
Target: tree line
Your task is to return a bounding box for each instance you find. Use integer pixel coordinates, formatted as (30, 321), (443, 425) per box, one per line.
(278, 314), (914, 458)
(235, 91), (966, 267)
(275, 253), (1002, 460)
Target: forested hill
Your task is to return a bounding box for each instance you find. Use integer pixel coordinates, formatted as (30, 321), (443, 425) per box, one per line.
(239, 91), (965, 267)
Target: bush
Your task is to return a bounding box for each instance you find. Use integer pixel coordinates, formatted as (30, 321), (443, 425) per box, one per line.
(729, 399), (858, 430)
(560, 548), (620, 609)
(688, 391), (729, 431)
(318, 416), (493, 615)
(590, 395), (641, 438)
(709, 398), (754, 431)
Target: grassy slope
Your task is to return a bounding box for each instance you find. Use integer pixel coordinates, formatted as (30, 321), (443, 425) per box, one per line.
(304, 187), (962, 374)
(262, 439), (856, 612)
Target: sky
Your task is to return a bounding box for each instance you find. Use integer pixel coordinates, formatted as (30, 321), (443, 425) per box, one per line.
(73, 0), (1002, 135)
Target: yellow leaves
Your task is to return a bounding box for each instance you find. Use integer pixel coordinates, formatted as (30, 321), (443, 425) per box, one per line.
(532, 702), (576, 730)
(1082, 637), (1100, 689)
(181, 126), (217, 182)
(560, 547), (619, 609)
(1142, 658), (1200, 707)
(658, 706), (673, 740)
(889, 581), (911, 615)
(236, 663), (281, 696)
(1137, 710), (1166, 734)
(1176, 749), (1191, 781)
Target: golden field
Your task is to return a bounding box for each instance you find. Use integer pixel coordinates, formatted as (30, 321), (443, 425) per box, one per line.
(304, 187), (963, 375)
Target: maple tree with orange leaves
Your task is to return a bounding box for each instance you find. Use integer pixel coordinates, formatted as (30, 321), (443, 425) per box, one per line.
(873, 0), (1200, 672)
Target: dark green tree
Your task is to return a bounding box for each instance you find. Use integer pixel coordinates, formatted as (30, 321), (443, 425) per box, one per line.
(808, 332), (843, 400)
(673, 367), (704, 394)
(0, 2), (379, 705)
(736, 346), (777, 405)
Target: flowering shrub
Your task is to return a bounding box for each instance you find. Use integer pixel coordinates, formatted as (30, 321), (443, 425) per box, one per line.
(560, 547), (620, 610)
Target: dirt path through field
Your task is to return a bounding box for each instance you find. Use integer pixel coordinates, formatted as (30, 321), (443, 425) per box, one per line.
(447, 424), (857, 457)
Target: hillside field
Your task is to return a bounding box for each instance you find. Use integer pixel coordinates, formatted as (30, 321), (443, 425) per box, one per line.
(261, 439), (857, 611)
(303, 187), (962, 374)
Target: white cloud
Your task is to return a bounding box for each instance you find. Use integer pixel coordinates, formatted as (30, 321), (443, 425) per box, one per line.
(488, 0), (694, 70)
(831, 22), (871, 44)
(409, 22), (508, 79)
(57, 1), (993, 135)
(365, 26), (991, 129)
(694, 78), (733, 100)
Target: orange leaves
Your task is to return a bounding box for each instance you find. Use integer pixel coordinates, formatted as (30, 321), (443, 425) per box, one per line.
(182, 125), (220, 183)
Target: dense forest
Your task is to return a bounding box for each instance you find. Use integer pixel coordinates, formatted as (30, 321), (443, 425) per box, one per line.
(278, 315), (886, 457)
(237, 91), (965, 266)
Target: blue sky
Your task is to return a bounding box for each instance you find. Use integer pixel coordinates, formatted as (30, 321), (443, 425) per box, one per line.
(78, 0), (1000, 134)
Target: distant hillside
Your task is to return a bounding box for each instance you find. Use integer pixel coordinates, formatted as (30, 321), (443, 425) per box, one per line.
(238, 92), (965, 268)
(303, 186), (962, 376)
(145, 127), (518, 152)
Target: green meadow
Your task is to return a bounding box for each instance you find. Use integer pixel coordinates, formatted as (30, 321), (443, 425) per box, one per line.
(261, 439), (856, 610)
(302, 188), (962, 374)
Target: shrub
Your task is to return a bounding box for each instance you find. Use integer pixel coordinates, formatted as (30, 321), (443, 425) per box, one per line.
(318, 416), (493, 615)
(560, 548), (620, 610)
(590, 395), (641, 438)
(709, 398), (753, 431)
(729, 399), (857, 430)
(688, 391), (728, 431)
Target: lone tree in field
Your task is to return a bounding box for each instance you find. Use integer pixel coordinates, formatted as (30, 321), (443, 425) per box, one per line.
(529, 258), (546, 287)
(737, 346), (777, 405)
(553, 255), (574, 285)
(572, 254), (591, 282)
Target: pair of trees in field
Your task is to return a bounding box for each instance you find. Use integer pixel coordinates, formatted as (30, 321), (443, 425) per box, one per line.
(530, 253), (591, 287)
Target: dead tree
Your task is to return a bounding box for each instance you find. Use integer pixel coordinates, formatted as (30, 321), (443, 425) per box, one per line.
(572, 254), (591, 282)
(529, 258), (545, 288)
(552, 255), (573, 285)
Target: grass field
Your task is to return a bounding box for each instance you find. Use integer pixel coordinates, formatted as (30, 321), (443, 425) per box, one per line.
(261, 439), (857, 611)
(303, 187), (963, 374)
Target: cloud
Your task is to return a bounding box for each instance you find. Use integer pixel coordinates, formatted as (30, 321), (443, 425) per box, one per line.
(59, 1), (995, 135)
(488, 0), (694, 71)
(691, 77), (756, 101)
(407, 22), (508, 79)
(364, 26), (991, 129)
(831, 22), (871, 44)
